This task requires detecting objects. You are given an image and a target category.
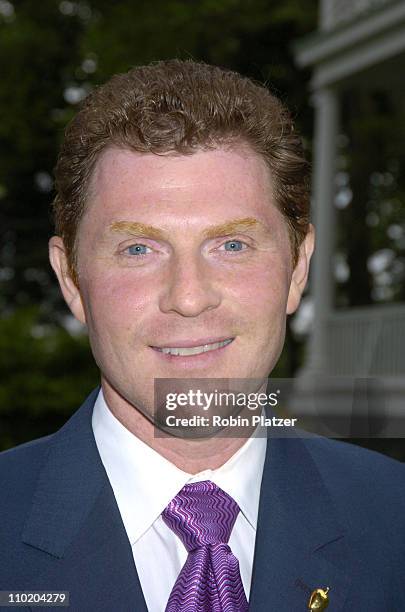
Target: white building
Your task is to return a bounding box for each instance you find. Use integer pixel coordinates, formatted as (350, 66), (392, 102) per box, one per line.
(292, 0), (405, 435)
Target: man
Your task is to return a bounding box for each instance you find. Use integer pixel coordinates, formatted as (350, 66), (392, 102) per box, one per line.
(0, 59), (404, 611)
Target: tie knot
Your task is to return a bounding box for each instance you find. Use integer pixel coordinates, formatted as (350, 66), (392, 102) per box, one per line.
(162, 480), (240, 552)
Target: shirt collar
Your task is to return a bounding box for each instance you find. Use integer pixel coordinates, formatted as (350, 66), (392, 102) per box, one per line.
(92, 389), (267, 545)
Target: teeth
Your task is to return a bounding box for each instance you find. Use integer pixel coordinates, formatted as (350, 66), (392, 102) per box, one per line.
(157, 338), (233, 356)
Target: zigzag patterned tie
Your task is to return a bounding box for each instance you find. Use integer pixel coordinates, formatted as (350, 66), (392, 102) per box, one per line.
(162, 480), (249, 611)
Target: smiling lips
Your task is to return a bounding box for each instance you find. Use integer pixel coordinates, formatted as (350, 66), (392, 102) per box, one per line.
(151, 338), (234, 357)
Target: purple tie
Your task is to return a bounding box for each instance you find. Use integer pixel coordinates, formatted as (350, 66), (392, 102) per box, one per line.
(162, 480), (249, 611)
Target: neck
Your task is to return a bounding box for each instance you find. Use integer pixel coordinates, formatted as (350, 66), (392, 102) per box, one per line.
(101, 380), (254, 473)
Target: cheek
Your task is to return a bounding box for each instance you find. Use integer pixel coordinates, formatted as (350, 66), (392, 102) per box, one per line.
(236, 262), (290, 369)
(80, 270), (154, 335)
(228, 258), (291, 319)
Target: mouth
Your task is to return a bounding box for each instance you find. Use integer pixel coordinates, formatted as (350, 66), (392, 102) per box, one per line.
(150, 337), (234, 358)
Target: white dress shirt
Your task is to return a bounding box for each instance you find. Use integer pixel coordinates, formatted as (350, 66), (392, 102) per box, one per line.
(92, 389), (267, 612)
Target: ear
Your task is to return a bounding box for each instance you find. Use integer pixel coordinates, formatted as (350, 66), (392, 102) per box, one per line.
(286, 224), (315, 315)
(49, 236), (87, 325)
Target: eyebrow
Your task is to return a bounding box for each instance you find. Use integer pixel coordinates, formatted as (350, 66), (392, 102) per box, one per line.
(109, 217), (268, 240)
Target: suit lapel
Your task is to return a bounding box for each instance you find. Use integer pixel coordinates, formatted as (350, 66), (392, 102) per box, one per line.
(249, 434), (352, 611)
(21, 388), (148, 612)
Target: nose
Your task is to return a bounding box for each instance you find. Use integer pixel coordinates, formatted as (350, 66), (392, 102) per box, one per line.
(159, 253), (222, 317)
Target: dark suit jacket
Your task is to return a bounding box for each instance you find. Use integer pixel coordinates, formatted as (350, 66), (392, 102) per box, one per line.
(1, 387), (405, 611)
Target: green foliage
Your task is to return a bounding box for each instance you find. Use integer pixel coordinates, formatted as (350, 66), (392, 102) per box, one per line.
(0, 0), (86, 309)
(0, 306), (98, 450)
(82, 0), (316, 122)
(335, 88), (405, 306)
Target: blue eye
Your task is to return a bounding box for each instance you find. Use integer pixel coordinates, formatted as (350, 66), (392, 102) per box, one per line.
(127, 244), (150, 256)
(222, 240), (246, 252)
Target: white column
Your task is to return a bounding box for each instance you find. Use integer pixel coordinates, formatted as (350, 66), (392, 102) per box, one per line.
(320, 0), (333, 30)
(301, 87), (339, 376)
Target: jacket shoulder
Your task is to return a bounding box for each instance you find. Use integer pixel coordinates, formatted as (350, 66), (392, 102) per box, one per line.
(306, 436), (405, 483)
(304, 436), (405, 529)
(0, 433), (54, 471)
(0, 434), (55, 507)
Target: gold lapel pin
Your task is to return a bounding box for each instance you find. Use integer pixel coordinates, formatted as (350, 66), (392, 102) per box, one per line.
(308, 587), (330, 610)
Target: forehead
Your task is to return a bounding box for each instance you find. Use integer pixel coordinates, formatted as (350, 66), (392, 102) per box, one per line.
(85, 145), (282, 231)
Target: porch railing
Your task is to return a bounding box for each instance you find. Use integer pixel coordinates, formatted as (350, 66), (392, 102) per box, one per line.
(324, 304), (405, 375)
(320, 0), (395, 30)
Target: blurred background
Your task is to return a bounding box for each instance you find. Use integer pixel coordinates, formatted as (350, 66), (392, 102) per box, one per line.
(0, 0), (404, 458)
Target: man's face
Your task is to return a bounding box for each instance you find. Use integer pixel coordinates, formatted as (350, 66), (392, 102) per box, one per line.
(50, 145), (314, 421)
